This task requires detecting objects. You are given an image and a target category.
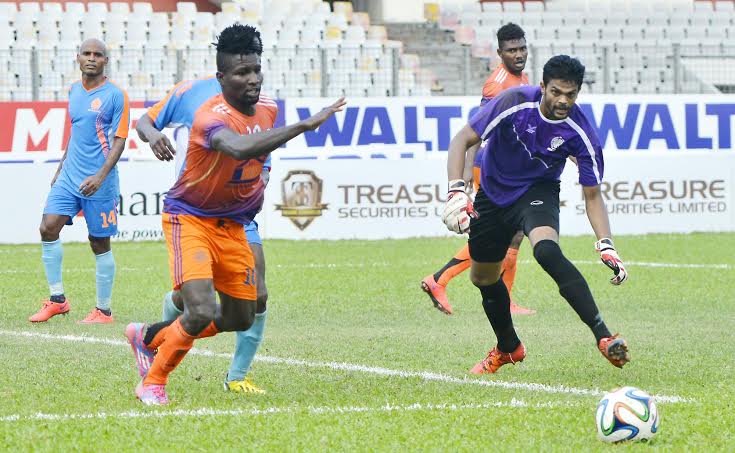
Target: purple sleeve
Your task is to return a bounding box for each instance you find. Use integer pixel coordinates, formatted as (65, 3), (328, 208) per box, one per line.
(568, 117), (604, 186)
(203, 122), (227, 150)
(468, 88), (526, 140)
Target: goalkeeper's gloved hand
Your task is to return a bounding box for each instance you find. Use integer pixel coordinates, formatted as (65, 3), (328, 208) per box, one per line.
(442, 179), (478, 234)
(595, 238), (628, 285)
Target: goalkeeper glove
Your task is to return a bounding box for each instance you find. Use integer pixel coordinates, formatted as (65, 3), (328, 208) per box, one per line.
(595, 238), (628, 285)
(442, 179), (478, 234)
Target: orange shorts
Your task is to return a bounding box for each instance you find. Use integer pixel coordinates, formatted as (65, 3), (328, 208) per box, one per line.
(473, 166), (481, 192)
(162, 213), (256, 300)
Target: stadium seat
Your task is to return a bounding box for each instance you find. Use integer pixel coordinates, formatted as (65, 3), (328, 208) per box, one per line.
(221, 2), (241, 16)
(694, 1), (714, 12)
(87, 2), (109, 19)
(132, 2), (154, 17)
(524, 1), (545, 13)
(333, 1), (353, 21)
(481, 2), (502, 13)
(109, 2), (130, 14)
(0, 3), (16, 20)
(666, 27), (686, 42)
(503, 2), (523, 13)
(177, 2), (198, 15)
(716, 1), (735, 12)
(18, 2), (40, 19)
(454, 25), (475, 45)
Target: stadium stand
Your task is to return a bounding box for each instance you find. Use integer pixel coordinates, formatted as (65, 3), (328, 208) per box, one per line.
(0, 0), (433, 100)
(435, 0), (735, 94)
(0, 0), (733, 100)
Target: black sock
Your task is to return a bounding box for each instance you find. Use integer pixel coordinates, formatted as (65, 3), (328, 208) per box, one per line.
(433, 257), (467, 283)
(49, 294), (66, 303)
(478, 280), (521, 353)
(143, 319), (175, 346)
(96, 307), (111, 316)
(533, 240), (612, 343)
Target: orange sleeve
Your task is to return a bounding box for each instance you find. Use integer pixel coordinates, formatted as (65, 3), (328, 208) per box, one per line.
(482, 80), (503, 99)
(114, 88), (130, 138)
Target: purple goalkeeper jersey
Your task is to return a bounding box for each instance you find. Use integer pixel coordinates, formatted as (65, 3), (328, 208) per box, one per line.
(469, 85), (604, 207)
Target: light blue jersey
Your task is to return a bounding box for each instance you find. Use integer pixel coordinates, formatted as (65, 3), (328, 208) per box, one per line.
(56, 79), (130, 200)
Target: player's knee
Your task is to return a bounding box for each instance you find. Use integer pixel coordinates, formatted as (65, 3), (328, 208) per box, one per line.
(184, 300), (217, 330)
(39, 222), (59, 242)
(470, 270), (499, 287)
(533, 239), (562, 268)
(224, 305), (255, 331)
(256, 289), (268, 313)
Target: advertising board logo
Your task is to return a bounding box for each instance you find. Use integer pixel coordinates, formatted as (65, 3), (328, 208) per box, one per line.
(275, 170), (328, 230)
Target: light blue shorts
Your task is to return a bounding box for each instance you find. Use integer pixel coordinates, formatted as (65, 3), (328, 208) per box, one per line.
(44, 183), (118, 237)
(245, 219), (262, 245)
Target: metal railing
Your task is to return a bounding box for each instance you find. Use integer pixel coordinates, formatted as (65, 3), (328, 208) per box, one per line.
(2, 43), (734, 101)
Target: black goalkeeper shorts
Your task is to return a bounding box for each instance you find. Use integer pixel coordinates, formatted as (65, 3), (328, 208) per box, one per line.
(468, 181), (561, 263)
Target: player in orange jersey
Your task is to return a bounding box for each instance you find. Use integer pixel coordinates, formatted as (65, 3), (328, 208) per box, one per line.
(124, 24), (346, 405)
(422, 23), (535, 315)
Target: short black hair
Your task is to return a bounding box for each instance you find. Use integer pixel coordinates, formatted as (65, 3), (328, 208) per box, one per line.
(215, 23), (263, 72)
(497, 23), (525, 49)
(542, 55), (585, 89)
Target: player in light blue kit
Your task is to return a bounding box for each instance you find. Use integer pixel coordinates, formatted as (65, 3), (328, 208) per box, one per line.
(442, 55), (630, 374)
(31, 39), (130, 324)
(135, 27), (275, 394)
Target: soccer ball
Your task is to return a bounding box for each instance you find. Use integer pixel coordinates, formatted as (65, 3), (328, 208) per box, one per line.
(595, 386), (660, 443)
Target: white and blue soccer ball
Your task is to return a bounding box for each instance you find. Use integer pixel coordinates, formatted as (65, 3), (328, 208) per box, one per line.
(595, 386), (660, 443)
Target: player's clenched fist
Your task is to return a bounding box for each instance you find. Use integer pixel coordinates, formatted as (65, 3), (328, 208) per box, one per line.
(442, 179), (477, 234)
(595, 238), (628, 285)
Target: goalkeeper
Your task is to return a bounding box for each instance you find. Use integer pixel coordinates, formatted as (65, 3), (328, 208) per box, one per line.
(441, 55), (630, 374)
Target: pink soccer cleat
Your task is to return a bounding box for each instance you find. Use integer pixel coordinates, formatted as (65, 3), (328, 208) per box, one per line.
(125, 322), (156, 377)
(135, 380), (169, 406)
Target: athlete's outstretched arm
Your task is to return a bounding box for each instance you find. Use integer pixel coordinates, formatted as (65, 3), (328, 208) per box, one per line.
(79, 137), (126, 197)
(447, 125), (481, 182)
(136, 113), (176, 161)
(582, 185), (612, 239)
(211, 97), (346, 161)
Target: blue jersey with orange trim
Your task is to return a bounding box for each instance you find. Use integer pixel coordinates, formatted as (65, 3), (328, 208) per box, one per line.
(163, 94), (278, 224)
(57, 79), (129, 200)
(147, 77), (273, 177)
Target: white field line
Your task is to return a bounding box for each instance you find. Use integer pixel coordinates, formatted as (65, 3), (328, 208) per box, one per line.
(0, 330), (691, 404)
(1, 259), (731, 275)
(0, 399), (568, 423)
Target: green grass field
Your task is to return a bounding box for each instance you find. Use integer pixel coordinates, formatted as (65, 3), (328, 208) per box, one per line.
(1, 233), (734, 451)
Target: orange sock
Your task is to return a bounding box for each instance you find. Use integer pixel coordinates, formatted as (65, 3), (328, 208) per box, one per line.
(195, 321), (220, 339)
(148, 325), (170, 350)
(436, 244), (471, 287)
(144, 318), (194, 386)
(501, 248), (519, 295)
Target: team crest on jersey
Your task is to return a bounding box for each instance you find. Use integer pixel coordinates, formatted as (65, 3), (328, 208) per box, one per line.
(547, 136), (565, 151)
(274, 170), (328, 230)
(89, 98), (102, 112)
(212, 103), (231, 115)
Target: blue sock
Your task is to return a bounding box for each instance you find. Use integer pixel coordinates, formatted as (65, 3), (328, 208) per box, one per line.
(161, 290), (183, 321)
(227, 310), (267, 382)
(95, 251), (115, 311)
(42, 239), (64, 297)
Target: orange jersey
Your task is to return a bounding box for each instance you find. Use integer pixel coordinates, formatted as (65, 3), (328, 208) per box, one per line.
(481, 63), (529, 102)
(163, 94), (278, 224)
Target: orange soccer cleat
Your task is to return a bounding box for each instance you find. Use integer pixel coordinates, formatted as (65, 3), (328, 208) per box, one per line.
(470, 342), (526, 374)
(598, 334), (630, 368)
(510, 300), (536, 315)
(421, 275), (453, 315)
(29, 299), (70, 322)
(78, 308), (114, 324)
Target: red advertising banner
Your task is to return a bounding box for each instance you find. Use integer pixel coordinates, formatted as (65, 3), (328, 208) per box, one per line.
(0, 101), (150, 157)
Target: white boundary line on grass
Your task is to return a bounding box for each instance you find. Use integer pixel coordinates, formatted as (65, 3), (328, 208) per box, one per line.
(1, 259), (731, 275)
(0, 330), (692, 404)
(0, 399), (570, 423)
